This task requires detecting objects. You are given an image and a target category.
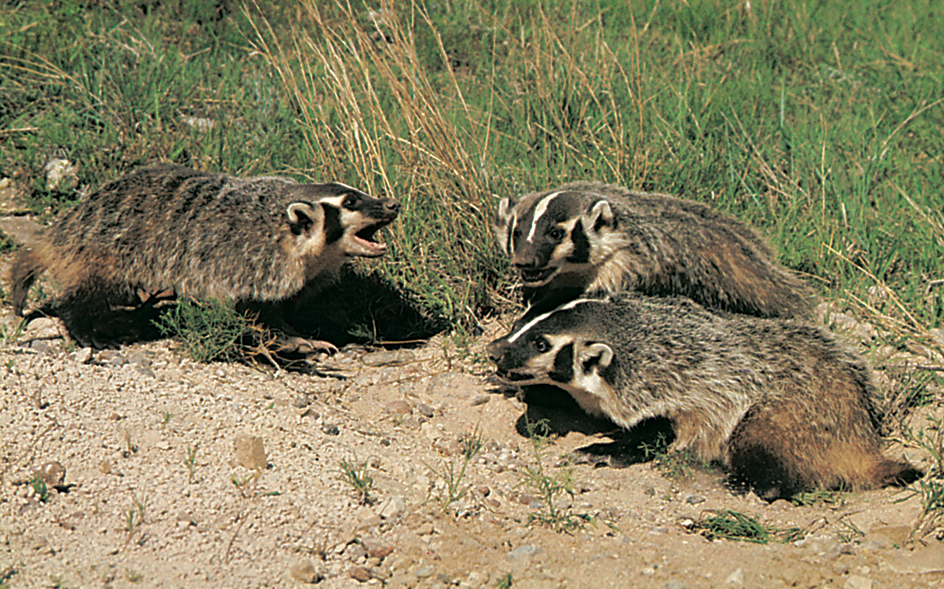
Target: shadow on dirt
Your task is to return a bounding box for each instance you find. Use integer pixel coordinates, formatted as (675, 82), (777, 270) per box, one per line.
(507, 384), (677, 468)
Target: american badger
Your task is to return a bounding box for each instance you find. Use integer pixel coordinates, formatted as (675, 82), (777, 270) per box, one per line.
(487, 294), (920, 499)
(496, 182), (812, 317)
(10, 164), (398, 348)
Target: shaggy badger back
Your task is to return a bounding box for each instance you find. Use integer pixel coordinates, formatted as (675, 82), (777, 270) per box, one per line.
(10, 164), (398, 348)
(487, 294), (920, 499)
(496, 182), (812, 317)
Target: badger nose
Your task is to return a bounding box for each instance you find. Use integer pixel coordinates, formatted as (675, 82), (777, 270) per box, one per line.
(383, 200), (399, 213)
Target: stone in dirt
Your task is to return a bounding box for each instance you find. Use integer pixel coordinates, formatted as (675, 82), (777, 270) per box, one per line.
(233, 435), (267, 470)
(31, 461), (66, 487)
(289, 559), (322, 584)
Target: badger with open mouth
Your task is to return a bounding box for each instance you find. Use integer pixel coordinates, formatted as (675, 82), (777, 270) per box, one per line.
(496, 182), (813, 317)
(9, 163), (398, 350)
(487, 294), (921, 499)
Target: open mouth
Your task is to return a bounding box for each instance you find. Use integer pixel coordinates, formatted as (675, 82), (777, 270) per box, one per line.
(494, 370), (536, 384)
(350, 220), (392, 257)
(520, 267), (556, 285)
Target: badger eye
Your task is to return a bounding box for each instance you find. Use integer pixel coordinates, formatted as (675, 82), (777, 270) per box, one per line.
(533, 337), (550, 353)
(342, 194), (358, 209)
(548, 227), (565, 241)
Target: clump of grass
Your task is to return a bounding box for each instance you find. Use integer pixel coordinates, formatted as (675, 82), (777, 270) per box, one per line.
(638, 432), (714, 480)
(29, 475), (49, 504)
(899, 414), (944, 541)
(338, 455), (374, 506)
(157, 299), (258, 363)
(124, 494), (147, 545)
(518, 419), (592, 533)
(427, 427), (484, 512)
(696, 509), (804, 544)
(184, 444), (199, 485)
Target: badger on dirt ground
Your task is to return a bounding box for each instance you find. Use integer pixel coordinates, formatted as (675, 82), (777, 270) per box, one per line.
(487, 294), (921, 499)
(496, 182), (812, 317)
(9, 163), (398, 350)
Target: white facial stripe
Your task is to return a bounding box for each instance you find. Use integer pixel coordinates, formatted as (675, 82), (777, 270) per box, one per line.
(319, 195), (346, 207)
(507, 213), (518, 256)
(526, 192), (561, 242)
(506, 297), (601, 343)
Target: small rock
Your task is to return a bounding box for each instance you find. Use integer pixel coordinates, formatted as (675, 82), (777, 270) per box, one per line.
(361, 349), (414, 367)
(289, 560), (321, 584)
(415, 565), (436, 578)
(345, 543), (367, 560)
(843, 575), (872, 589)
(361, 537), (394, 560)
(723, 568), (743, 586)
(73, 347), (93, 364)
(322, 424), (340, 436)
(415, 403), (435, 418)
(470, 395), (490, 406)
(684, 495), (706, 505)
(384, 401), (412, 416)
(32, 461), (66, 487)
(233, 435), (267, 470)
(378, 495), (405, 519)
(664, 582), (686, 589)
(506, 544), (539, 560)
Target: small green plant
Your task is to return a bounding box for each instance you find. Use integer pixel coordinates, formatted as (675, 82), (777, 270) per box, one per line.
(231, 471), (261, 500)
(638, 432), (712, 480)
(519, 420), (592, 533)
(695, 510), (804, 544)
(901, 477), (944, 541)
(29, 475), (49, 503)
(184, 444), (199, 484)
(790, 488), (845, 508)
(157, 298), (257, 363)
(836, 518), (865, 543)
(338, 455), (374, 505)
(426, 427), (484, 512)
(126, 570), (142, 583)
(160, 411), (173, 426)
(494, 573), (513, 589)
(124, 494), (147, 544)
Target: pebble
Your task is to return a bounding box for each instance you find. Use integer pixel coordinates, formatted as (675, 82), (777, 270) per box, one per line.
(289, 560), (321, 584)
(384, 400), (412, 416)
(233, 435), (267, 470)
(684, 495), (705, 505)
(506, 544), (539, 560)
(843, 575), (872, 589)
(470, 395), (489, 406)
(361, 349), (414, 366)
(349, 565), (371, 582)
(723, 568), (743, 586)
(415, 565), (436, 578)
(322, 423), (340, 436)
(31, 461), (66, 487)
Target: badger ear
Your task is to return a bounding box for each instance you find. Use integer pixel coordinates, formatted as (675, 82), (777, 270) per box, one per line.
(286, 202), (324, 235)
(585, 200), (614, 233)
(578, 342), (613, 372)
(497, 197), (516, 225)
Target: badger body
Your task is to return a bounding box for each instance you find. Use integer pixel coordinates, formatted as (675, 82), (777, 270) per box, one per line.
(496, 182), (812, 317)
(487, 294), (920, 499)
(10, 164), (398, 347)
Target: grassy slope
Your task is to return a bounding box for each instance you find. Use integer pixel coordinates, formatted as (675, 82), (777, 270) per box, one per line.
(1, 0), (942, 337)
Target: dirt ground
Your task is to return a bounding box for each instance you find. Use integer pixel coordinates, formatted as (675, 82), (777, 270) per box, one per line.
(0, 184), (943, 588)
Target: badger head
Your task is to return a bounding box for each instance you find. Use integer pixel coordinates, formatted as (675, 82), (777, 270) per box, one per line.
(496, 188), (622, 290)
(294, 182), (399, 259)
(486, 298), (617, 418)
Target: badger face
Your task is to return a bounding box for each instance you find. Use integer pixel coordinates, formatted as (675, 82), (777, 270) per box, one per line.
(497, 190), (616, 288)
(487, 298), (617, 418)
(296, 183), (399, 258)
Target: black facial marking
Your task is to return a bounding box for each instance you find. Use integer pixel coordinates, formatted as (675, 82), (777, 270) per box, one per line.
(550, 342), (574, 384)
(567, 219), (590, 263)
(322, 205), (344, 245)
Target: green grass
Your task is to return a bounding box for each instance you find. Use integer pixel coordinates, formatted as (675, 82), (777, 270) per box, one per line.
(1, 0), (943, 334)
(696, 509), (805, 544)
